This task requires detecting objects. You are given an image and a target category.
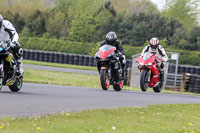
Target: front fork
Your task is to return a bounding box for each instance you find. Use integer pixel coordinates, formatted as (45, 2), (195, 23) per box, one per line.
(140, 66), (151, 82)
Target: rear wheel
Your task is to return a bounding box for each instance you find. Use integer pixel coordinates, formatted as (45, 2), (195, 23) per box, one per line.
(9, 78), (23, 92)
(113, 80), (123, 91)
(100, 69), (109, 90)
(0, 78), (2, 91)
(140, 70), (149, 92)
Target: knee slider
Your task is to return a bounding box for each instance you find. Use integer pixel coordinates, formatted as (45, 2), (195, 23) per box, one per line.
(18, 48), (23, 55)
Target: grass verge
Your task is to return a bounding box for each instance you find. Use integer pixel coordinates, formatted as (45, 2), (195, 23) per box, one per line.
(23, 60), (97, 71)
(24, 68), (192, 94)
(23, 68), (139, 91)
(0, 104), (200, 133)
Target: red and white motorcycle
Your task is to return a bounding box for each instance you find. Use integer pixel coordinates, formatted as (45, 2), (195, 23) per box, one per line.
(137, 53), (164, 93)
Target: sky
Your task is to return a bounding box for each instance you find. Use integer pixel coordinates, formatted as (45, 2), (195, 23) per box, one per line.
(150, 0), (166, 10)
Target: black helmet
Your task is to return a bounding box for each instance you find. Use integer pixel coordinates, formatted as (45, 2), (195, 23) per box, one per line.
(0, 14), (3, 29)
(106, 31), (117, 43)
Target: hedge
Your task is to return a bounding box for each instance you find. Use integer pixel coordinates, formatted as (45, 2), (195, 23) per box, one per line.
(19, 37), (95, 55)
(19, 37), (200, 66)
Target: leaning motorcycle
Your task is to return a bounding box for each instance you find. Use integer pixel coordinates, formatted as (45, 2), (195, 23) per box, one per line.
(136, 52), (163, 93)
(0, 41), (23, 92)
(95, 45), (123, 91)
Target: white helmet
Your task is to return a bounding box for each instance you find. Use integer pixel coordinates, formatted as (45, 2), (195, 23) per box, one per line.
(0, 14), (3, 29)
(150, 37), (159, 49)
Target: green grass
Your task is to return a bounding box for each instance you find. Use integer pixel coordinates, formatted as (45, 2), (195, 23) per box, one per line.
(24, 68), (100, 88)
(0, 104), (200, 133)
(23, 68), (138, 90)
(24, 68), (194, 94)
(24, 60), (97, 71)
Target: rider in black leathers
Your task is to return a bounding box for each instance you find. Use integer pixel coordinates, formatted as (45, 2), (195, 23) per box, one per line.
(100, 31), (127, 79)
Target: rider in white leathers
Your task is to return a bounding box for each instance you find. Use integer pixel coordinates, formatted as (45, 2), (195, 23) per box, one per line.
(141, 37), (168, 82)
(0, 14), (24, 77)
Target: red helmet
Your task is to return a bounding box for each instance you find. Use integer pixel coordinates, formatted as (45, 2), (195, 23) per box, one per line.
(150, 37), (159, 50)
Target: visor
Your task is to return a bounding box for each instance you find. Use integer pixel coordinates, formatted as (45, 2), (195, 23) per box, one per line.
(150, 44), (158, 49)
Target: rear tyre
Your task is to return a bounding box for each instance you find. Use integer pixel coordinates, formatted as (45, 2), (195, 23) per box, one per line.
(100, 69), (109, 90)
(153, 82), (163, 93)
(140, 70), (149, 92)
(113, 80), (123, 91)
(0, 78), (2, 91)
(9, 78), (23, 92)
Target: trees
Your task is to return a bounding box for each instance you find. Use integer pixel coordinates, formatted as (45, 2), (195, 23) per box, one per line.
(162, 0), (199, 31)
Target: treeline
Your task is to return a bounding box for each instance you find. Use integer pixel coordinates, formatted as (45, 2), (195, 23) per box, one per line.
(19, 37), (200, 66)
(1, 0), (200, 51)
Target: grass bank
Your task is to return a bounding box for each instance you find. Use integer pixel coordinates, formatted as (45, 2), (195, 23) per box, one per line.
(24, 60), (97, 71)
(0, 104), (199, 133)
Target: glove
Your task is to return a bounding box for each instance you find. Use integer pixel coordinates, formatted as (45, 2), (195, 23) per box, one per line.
(160, 62), (164, 69)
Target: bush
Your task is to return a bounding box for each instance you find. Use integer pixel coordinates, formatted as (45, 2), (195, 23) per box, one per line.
(19, 37), (95, 55)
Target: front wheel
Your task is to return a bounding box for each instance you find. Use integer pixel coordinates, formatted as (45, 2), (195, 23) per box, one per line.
(153, 82), (163, 93)
(140, 70), (150, 92)
(0, 78), (2, 91)
(113, 80), (123, 91)
(9, 78), (23, 92)
(100, 69), (110, 90)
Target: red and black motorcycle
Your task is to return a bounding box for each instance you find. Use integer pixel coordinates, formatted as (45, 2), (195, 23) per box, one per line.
(136, 52), (163, 93)
(95, 45), (123, 91)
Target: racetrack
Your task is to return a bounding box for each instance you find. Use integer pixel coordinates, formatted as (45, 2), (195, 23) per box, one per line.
(1, 83), (200, 118)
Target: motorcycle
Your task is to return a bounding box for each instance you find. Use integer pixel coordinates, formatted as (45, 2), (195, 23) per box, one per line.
(136, 52), (163, 93)
(0, 41), (23, 92)
(95, 45), (123, 91)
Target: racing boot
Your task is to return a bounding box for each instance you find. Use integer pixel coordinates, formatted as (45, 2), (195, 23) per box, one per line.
(16, 57), (24, 78)
(122, 64), (127, 80)
(159, 70), (164, 83)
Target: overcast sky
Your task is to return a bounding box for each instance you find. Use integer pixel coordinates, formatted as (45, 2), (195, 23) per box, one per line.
(150, 0), (166, 10)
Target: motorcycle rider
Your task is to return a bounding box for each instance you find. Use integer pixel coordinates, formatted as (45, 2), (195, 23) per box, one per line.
(100, 31), (127, 79)
(141, 37), (168, 82)
(0, 14), (24, 77)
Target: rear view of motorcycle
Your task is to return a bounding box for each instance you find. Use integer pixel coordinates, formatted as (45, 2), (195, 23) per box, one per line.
(95, 45), (123, 91)
(0, 41), (23, 92)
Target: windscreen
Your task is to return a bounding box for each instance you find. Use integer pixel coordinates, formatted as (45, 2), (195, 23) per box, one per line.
(143, 52), (152, 60)
(99, 45), (116, 52)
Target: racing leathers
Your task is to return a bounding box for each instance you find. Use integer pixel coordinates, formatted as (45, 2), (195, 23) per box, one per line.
(100, 40), (127, 79)
(141, 45), (168, 82)
(0, 20), (24, 77)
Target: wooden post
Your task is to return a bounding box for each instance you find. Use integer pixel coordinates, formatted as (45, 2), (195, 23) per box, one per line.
(180, 73), (186, 94)
(126, 68), (131, 86)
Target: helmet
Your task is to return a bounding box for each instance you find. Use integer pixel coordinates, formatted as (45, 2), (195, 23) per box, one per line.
(0, 14), (3, 29)
(150, 37), (159, 50)
(106, 31), (117, 43)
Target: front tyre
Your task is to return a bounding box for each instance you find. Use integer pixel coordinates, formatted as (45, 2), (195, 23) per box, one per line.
(140, 70), (150, 92)
(9, 78), (23, 92)
(113, 80), (123, 91)
(0, 78), (2, 91)
(153, 82), (163, 93)
(100, 69), (109, 90)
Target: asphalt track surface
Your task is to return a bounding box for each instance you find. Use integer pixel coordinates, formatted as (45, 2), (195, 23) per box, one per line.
(1, 83), (200, 118)
(0, 64), (200, 118)
(24, 64), (98, 75)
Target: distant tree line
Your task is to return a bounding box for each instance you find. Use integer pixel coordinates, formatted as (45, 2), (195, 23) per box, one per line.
(0, 0), (200, 51)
